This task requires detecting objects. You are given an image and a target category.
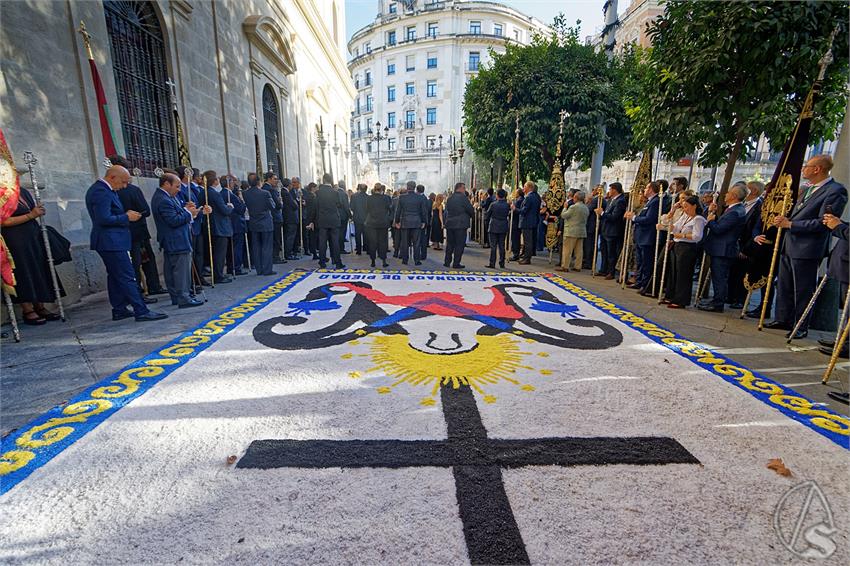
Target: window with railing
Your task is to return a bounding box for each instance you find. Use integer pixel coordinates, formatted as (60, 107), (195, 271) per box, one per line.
(387, 86), (396, 102)
(387, 112), (396, 128)
(405, 137), (415, 150)
(104, 0), (176, 175)
(387, 62), (395, 75)
(365, 70), (372, 86)
(388, 2), (397, 14)
(405, 110), (415, 128)
(427, 22), (438, 37)
(426, 80), (436, 97)
(426, 108), (436, 125)
(494, 23), (503, 36)
(469, 21), (481, 34)
(468, 52), (480, 71)
(387, 31), (396, 46)
(366, 95), (373, 112)
(405, 82), (415, 95)
(426, 135), (436, 148)
(388, 138), (397, 151)
(406, 26), (416, 41)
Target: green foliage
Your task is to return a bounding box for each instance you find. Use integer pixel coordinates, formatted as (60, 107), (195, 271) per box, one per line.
(462, 19), (634, 181)
(632, 0), (849, 166)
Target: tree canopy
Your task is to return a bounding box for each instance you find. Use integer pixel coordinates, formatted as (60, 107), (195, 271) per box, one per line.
(463, 19), (635, 182)
(627, 0), (849, 190)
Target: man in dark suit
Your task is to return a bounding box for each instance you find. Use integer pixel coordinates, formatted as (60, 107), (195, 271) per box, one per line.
(486, 189), (510, 268)
(244, 174), (277, 276)
(765, 154), (848, 338)
(85, 166), (167, 322)
(302, 182), (319, 259)
(730, 181), (764, 310)
(200, 171), (234, 284)
(481, 188), (495, 248)
(583, 186), (605, 270)
(279, 177), (299, 260)
(222, 176), (248, 276)
(597, 182), (626, 280)
(262, 172), (285, 264)
(310, 173), (346, 269)
(698, 184), (748, 312)
(394, 181), (428, 265)
(443, 182), (474, 269)
(625, 181), (662, 292)
(416, 184), (431, 260)
(337, 181), (352, 254)
(151, 172), (203, 309)
(350, 183), (369, 255)
(365, 184), (392, 267)
(509, 190), (524, 261)
(820, 213), (848, 364)
(176, 166), (209, 287)
(110, 155), (165, 299)
(391, 190), (401, 257)
(517, 181), (541, 265)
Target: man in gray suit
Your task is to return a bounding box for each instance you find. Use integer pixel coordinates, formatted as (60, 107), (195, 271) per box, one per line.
(443, 182), (475, 269)
(394, 180), (428, 265)
(763, 154), (848, 338)
(243, 174), (277, 276)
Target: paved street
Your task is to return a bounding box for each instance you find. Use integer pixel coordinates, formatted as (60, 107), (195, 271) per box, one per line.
(2, 240), (847, 438)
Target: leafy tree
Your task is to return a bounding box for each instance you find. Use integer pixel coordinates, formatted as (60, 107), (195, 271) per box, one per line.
(463, 18), (634, 182)
(632, 0), (849, 195)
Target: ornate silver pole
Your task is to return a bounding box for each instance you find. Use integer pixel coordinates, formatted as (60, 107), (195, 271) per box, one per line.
(3, 291), (21, 342)
(23, 151), (65, 321)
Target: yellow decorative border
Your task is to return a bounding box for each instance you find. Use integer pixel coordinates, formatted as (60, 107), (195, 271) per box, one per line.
(546, 274), (849, 447)
(0, 271), (308, 494)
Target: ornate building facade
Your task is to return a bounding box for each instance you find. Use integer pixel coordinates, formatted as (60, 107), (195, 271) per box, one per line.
(347, 0), (549, 191)
(1, 0), (355, 302)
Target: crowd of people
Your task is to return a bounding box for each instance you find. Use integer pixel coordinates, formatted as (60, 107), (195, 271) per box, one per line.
(4, 153), (847, 388)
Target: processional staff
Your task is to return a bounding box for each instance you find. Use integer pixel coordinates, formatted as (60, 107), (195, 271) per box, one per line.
(22, 151), (66, 322)
(507, 109), (520, 260)
(591, 184), (603, 276)
(202, 175), (215, 287)
(651, 173), (665, 296)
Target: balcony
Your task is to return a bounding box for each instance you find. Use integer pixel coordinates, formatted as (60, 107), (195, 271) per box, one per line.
(422, 1), (447, 12)
(402, 121), (416, 130)
(402, 147), (418, 154)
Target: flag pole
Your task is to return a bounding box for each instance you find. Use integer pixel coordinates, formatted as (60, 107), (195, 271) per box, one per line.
(77, 21), (119, 158)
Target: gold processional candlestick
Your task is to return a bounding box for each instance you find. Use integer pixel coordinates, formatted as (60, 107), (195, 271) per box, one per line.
(77, 21), (94, 60)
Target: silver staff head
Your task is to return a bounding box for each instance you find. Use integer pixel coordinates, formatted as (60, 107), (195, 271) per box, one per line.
(154, 167), (164, 178)
(132, 167), (142, 177)
(103, 157), (113, 168)
(23, 151), (37, 166)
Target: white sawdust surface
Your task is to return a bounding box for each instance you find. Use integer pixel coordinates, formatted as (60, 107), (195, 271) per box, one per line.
(1, 273), (847, 565)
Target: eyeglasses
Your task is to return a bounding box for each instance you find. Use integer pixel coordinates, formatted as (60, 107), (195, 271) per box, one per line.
(802, 164), (818, 169)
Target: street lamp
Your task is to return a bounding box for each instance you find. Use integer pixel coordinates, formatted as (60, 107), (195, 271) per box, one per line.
(437, 134), (444, 189)
(332, 124), (340, 181)
(368, 121), (389, 181)
(317, 119), (328, 175)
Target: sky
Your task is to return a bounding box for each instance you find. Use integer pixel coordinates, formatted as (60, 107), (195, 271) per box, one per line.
(345, 0), (609, 42)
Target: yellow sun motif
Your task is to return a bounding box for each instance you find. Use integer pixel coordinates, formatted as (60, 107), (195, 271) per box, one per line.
(348, 371), (361, 379)
(341, 353), (353, 360)
(420, 397), (437, 406)
(364, 334), (538, 402)
(540, 369), (553, 376)
(483, 395), (497, 404)
(521, 384), (535, 391)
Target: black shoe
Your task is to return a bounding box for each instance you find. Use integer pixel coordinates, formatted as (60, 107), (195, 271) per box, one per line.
(518, 259), (531, 265)
(356, 251), (362, 255)
(319, 263), (327, 269)
(312, 254), (320, 260)
(402, 260), (409, 265)
(785, 329), (808, 340)
(729, 303), (744, 310)
(764, 320), (791, 331)
(178, 299), (204, 309)
(627, 283), (642, 290)
(273, 258), (285, 264)
(199, 279), (212, 287)
(486, 264), (495, 268)
(264, 271), (278, 276)
(443, 262), (450, 268)
(452, 264), (465, 269)
(819, 344), (849, 358)
(819, 338), (836, 348)
(335, 264), (346, 269)
(746, 309), (768, 319)
(499, 262), (505, 268)
(147, 288), (168, 296)
(216, 276), (233, 284)
(370, 260), (376, 267)
(697, 304), (724, 313)
(383, 261), (390, 268)
(827, 391), (850, 405)
(143, 296), (158, 304)
(135, 311), (168, 322)
(414, 261), (422, 266)
(341, 250), (351, 254)
(112, 309), (134, 321)
(234, 269), (246, 276)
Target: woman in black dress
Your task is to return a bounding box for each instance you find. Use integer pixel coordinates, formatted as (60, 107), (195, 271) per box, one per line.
(430, 193), (444, 250)
(1, 188), (65, 324)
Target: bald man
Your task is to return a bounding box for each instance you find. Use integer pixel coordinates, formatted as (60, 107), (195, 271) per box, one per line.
(85, 166), (167, 322)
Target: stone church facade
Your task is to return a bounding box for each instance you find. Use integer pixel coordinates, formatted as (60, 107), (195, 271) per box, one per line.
(1, 0), (355, 302)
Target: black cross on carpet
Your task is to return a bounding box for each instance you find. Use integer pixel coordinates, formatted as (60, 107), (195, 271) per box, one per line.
(237, 385), (700, 564)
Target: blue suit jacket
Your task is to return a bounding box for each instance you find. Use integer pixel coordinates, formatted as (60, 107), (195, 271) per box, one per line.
(785, 179), (848, 259)
(632, 194), (661, 246)
(518, 191), (541, 229)
(486, 199), (510, 234)
(244, 186), (276, 232)
(704, 204), (747, 257)
(600, 194), (626, 238)
(198, 186), (234, 237)
(263, 183), (284, 224)
(151, 188), (193, 254)
(828, 222), (848, 284)
(223, 188), (247, 233)
(189, 183), (204, 236)
(281, 187), (299, 224)
(85, 179), (131, 252)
